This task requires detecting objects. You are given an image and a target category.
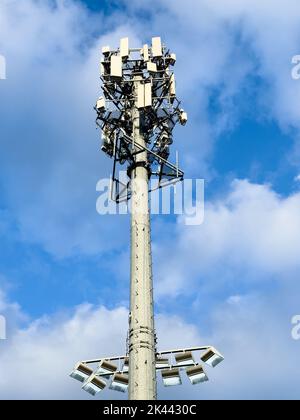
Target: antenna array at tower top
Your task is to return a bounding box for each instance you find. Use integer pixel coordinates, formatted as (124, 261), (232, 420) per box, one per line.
(95, 37), (187, 169)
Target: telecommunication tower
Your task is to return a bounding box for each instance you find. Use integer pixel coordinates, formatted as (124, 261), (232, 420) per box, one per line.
(70, 37), (224, 400)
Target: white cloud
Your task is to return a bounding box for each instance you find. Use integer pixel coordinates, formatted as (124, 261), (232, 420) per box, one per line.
(0, 0), (144, 258)
(125, 0), (300, 130)
(1, 0), (300, 258)
(0, 299), (128, 399)
(171, 292), (300, 400)
(0, 289), (206, 399)
(155, 180), (300, 298)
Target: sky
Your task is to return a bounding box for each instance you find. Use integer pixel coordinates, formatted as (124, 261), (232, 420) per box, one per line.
(0, 0), (300, 400)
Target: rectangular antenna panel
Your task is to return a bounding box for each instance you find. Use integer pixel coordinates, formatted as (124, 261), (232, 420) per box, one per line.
(136, 83), (152, 108)
(147, 62), (157, 73)
(120, 37), (129, 59)
(144, 82), (152, 107)
(152, 37), (162, 57)
(170, 74), (176, 96)
(111, 55), (122, 78)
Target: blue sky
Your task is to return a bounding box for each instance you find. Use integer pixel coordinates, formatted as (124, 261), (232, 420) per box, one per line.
(0, 0), (300, 400)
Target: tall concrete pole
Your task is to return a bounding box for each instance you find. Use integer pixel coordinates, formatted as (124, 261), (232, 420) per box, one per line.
(73, 36), (222, 403)
(92, 38), (190, 400)
(128, 79), (157, 400)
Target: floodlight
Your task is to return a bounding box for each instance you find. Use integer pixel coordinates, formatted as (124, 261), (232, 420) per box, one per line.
(152, 37), (162, 57)
(122, 357), (129, 373)
(82, 374), (106, 396)
(147, 62), (157, 73)
(110, 55), (122, 79)
(96, 97), (106, 112)
(109, 373), (129, 393)
(155, 357), (170, 369)
(186, 365), (208, 385)
(120, 37), (129, 59)
(161, 368), (182, 386)
(175, 351), (194, 366)
(96, 359), (118, 377)
(70, 362), (93, 383)
(201, 347), (224, 368)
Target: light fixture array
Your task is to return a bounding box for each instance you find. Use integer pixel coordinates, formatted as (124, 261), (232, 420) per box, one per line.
(70, 346), (224, 396)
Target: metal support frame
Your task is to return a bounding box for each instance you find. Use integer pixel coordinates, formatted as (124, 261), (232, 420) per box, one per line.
(82, 346), (211, 366)
(110, 131), (184, 203)
(78, 346), (215, 384)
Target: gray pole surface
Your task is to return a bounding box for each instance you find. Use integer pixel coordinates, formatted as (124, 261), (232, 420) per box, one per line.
(128, 81), (157, 400)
